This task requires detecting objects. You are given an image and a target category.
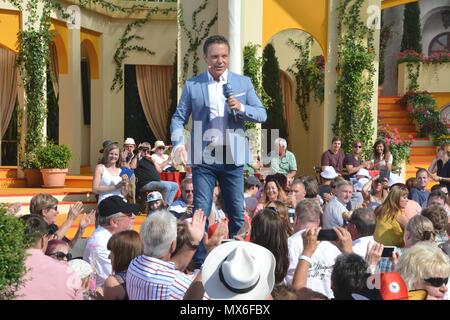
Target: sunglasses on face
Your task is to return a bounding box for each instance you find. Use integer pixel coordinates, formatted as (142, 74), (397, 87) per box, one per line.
(353, 145), (362, 148)
(424, 277), (448, 287)
(183, 189), (194, 194)
(50, 251), (72, 261)
(46, 205), (58, 211)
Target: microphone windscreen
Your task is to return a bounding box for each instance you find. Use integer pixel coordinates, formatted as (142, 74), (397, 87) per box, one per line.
(223, 83), (234, 98)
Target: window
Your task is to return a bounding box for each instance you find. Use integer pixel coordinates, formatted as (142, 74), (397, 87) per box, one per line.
(429, 32), (450, 56)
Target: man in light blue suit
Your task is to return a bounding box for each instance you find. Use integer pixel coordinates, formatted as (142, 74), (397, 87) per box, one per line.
(171, 35), (267, 267)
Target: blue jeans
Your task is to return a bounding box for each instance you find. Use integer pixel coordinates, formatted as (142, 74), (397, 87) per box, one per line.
(191, 163), (244, 268)
(141, 180), (179, 205)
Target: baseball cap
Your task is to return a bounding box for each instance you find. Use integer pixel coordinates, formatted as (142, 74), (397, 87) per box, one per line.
(146, 191), (163, 203)
(245, 175), (262, 187)
(98, 196), (141, 217)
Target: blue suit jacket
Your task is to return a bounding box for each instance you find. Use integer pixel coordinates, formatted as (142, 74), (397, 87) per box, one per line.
(170, 71), (267, 166)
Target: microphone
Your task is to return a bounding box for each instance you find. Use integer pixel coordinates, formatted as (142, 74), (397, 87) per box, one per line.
(223, 83), (237, 122)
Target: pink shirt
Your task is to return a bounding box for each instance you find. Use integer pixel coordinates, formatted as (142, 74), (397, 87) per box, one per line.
(16, 249), (83, 300)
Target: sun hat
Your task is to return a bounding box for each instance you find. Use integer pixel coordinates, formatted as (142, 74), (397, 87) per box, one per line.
(124, 137), (136, 146)
(320, 166), (339, 179)
(68, 259), (93, 280)
(352, 272), (427, 300)
(99, 140), (118, 153)
(202, 241), (275, 300)
(152, 140), (167, 152)
(355, 168), (371, 179)
(354, 177), (370, 192)
(146, 191), (163, 203)
(388, 173), (403, 187)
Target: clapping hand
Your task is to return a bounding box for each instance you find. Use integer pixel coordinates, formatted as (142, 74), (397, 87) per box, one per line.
(184, 209), (207, 246)
(68, 202), (83, 220)
(204, 219), (228, 252)
(79, 209), (96, 229)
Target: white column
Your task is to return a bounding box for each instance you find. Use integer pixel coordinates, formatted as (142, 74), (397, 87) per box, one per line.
(228, 0), (242, 73)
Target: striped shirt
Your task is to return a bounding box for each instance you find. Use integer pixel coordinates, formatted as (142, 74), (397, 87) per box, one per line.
(126, 255), (194, 300)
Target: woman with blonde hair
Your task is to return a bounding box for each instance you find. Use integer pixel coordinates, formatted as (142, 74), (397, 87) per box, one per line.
(254, 180), (287, 216)
(403, 215), (435, 247)
(396, 241), (450, 300)
(93, 143), (126, 204)
(373, 186), (410, 247)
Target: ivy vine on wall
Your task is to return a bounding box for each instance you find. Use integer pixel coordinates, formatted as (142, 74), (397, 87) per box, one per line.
(286, 36), (324, 131)
(334, 0), (376, 157)
(178, 0), (218, 83)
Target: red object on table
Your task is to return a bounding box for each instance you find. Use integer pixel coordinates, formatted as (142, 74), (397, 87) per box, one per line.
(368, 170), (380, 178)
(160, 171), (186, 200)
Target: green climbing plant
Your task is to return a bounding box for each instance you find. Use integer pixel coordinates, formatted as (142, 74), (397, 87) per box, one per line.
(287, 36), (324, 131)
(178, 0), (218, 83)
(334, 0), (376, 158)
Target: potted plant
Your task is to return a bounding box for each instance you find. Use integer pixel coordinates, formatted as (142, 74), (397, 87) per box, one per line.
(22, 151), (43, 187)
(37, 142), (72, 188)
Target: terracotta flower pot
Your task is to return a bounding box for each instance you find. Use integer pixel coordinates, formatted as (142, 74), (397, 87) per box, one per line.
(40, 168), (68, 188)
(24, 168), (43, 187)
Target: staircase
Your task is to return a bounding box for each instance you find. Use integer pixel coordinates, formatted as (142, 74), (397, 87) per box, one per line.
(378, 97), (437, 186)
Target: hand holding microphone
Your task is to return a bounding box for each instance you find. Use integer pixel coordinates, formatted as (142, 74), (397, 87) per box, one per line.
(223, 83), (242, 120)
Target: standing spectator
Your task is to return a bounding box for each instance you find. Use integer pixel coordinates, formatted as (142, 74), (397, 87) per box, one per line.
(285, 199), (342, 298)
(126, 210), (206, 300)
(244, 175), (262, 216)
(134, 142), (179, 205)
(270, 137), (297, 179)
(169, 178), (194, 218)
(361, 176), (389, 210)
(254, 180), (286, 215)
(16, 215), (83, 300)
(321, 136), (346, 174)
(93, 143), (126, 204)
(151, 141), (174, 171)
(322, 180), (353, 229)
(403, 215), (435, 247)
(251, 209), (289, 284)
(344, 141), (371, 179)
(373, 186), (409, 247)
(410, 168), (431, 207)
(396, 242), (450, 300)
(120, 137), (138, 169)
(83, 196), (139, 286)
(347, 208), (377, 258)
(102, 230), (143, 300)
(266, 200), (294, 237)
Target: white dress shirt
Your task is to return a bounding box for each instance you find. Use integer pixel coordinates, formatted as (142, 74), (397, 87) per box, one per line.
(352, 236), (375, 258)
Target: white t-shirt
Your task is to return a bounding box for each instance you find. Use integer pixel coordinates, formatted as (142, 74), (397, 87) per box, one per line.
(284, 230), (342, 299)
(83, 226), (112, 287)
(151, 153), (171, 170)
(352, 236), (375, 258)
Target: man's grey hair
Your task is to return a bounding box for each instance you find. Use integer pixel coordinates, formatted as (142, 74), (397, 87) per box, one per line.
(140, 210), (177, 258)
(98, 212), (123, 227)
(274, 137), (287, 148)
(295, 199), (321, 225)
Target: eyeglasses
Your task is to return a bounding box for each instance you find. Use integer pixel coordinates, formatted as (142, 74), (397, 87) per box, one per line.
(184, 190), (194, 193)
(46, 205), (58, 211)
(50, 252), (72, 261)
(424, 277), (448, 287)
(353, 145), (362, 148)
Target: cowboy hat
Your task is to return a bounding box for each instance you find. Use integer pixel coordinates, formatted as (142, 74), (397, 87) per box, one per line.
(123, 137), (136, 146)
(152, 140), (167, 152)
(202, 241), (275, 300)
(320, 166), (338, 179)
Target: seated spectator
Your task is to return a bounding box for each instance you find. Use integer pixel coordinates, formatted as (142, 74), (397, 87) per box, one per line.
(299, 176), (321, 205)
(146, 191), (168, 215)
(374, 186), (410, 247)
(102, 230), (143, 300)
(424, 189), (450, 214)
(126, 210), (205, 300)
(323, 180), (353, 229)
(266, 173), (289, 193)
(319, 166), (338, 198)
(83, 196), (139, 287)
(270, 137), (297, 179)
(169, 178), (193, 218)
(404, 215), (435, 247)
(344, 141), (371, 179)
(361, 176), (389, 209)
(321, 136), (346, 174)
(244, 176), (262, 216)
(29, 193), (94, 248)
(151, 141), (175, 172)
(285, 199), (342, 298)
(331, 253), (371, 300)
(265, 201), (294, 237)
(347, 208), (377, 258)
(120, 138), (138, 169)
(16, 215), (82, 300)
(254, 180), (286, 215)
(251, 208), (290, 284)
(67, 259), (93, 298)
(201, 241), (276, 300)
(134, 142), (179, 205)
(396, 241), (450, 300)
(421, 205), (449, 245)
(410, 168), (431, 207)
(45, 239), (72, 262)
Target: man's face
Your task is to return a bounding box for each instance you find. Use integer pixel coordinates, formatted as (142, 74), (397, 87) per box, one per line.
(276, 144), (286, 156)
(124, 144), (135, 153)
(428, 196), (445, 208)
(353, 143), (362, 154)
(416, 172), (428, 189)
(114, 212), (135, 232)
(204, 43), (229, 80)
(290, 183), (306, 204)
(148, 200), (162, 212)
(336, 185), (353, 204)
(332, 140), (341, 153)
(182, 183), (194, 205)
